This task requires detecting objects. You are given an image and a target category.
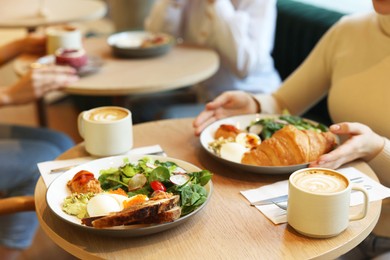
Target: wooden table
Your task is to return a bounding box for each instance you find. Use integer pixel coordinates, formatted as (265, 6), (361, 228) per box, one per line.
(65, 38), (219, 96)
(2, 0), (107, 127)
(15, 37), (220, 96)
(14, 37), (219, 125)
(0, 0), (107, 31)
(35, 118), (381, 259)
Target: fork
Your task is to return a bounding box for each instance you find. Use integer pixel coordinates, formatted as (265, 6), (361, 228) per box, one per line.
(250, 195), (288, 206)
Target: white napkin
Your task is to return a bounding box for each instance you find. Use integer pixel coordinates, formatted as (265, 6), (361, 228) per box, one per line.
(37, 144), (166, 187)
(241, 167), (390, 224)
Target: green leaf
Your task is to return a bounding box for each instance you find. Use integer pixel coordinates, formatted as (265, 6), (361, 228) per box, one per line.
(148, 166), (170, 183)
(120, 164), (136, 177)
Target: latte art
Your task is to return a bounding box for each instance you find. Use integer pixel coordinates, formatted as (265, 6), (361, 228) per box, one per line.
(293, 170), (348, 193)
(87, 108), (128, 122)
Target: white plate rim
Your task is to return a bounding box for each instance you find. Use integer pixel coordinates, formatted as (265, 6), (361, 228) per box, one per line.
(46, 154), (213, 236)
(107, 30), (174, 50)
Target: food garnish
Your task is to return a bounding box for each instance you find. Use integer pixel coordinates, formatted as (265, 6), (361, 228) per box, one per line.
(61, 157), (212, 227)
(140, 34), (170, 48)
(209, 114), (335, 166)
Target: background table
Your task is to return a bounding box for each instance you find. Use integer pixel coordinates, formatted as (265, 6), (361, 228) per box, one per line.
(15, 37), (219, 124)
(2, 0), (107, 127)
(15, 37), (220, 96)
(0, 0), (107, 31)
(63, 38), (220, 96)
(35, 118), (381, 259)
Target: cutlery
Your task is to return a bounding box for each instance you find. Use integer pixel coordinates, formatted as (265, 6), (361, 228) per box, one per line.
(50, 164), (80, 174)
(273, 201), (288, 210)
(250, 194), (288, 206)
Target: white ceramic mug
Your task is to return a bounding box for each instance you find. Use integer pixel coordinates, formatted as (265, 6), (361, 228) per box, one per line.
(46, 25), (83, 55)
(287, 168), (369, 238)
(78, 106), (133, 157)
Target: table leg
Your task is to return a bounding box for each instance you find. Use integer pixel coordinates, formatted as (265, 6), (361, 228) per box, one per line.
(36, 98), (48, 127)
(26, 27), (48, 127)
(112, 95), (128, 107)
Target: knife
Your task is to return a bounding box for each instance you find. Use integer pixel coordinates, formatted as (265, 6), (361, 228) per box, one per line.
(250, 194), (288, 206)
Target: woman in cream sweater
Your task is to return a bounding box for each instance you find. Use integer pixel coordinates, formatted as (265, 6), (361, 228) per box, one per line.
(193, 0), (390, 258)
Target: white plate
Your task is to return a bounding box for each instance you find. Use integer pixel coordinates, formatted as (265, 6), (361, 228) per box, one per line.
(46, 154), (212, 237)
(200, 114), (312, 175)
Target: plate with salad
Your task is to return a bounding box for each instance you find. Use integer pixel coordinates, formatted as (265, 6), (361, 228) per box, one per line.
(200, 113), (330, 175)
(46, 155), (213, 237)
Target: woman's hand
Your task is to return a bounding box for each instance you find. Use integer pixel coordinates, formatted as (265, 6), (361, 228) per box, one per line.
(3, 65), (79, 105)
(310, 122), (385, 169)
(22, 33), (47, 56)
(193, 91), (259, 136)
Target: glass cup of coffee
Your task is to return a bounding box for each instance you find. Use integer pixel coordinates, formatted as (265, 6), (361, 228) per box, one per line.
(287, 168), (369, 238)
(78, 106), (133, 157)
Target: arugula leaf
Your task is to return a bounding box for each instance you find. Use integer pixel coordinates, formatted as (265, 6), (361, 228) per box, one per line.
(248, 115), (328, 140)
(179, 184), (208, 216)
(188, 170), (213, 186)
(148, 166), (170, 183)
(97, 157), (212, 217)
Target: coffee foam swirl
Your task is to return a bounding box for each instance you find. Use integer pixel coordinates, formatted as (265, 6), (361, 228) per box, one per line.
(293, 171), (348, 193)
(88, 108), (128, 122)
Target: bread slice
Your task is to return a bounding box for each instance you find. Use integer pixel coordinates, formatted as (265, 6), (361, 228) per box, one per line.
(136, 206), (182, 224)
(89, 195), (180, 228)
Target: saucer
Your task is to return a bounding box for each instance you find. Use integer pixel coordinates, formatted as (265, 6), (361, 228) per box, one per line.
(36, 55), (104, 77)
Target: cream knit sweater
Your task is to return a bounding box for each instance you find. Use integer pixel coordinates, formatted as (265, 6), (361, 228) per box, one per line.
(256, 12), (390, 237)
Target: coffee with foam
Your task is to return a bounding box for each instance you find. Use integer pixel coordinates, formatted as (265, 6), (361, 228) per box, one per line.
(78, 106), (133, 156)
(292, 169), (348, 193)
(86, 107), (128, 122)
(287, 167), (369, 238)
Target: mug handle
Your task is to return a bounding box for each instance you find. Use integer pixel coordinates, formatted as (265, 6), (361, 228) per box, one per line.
(349, 184), (369, 221)
(77, 112), (86, 139)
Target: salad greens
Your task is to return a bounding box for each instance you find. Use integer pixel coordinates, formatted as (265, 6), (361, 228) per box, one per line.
(247, 114), (328, 140)
(98, 157), (212, 216)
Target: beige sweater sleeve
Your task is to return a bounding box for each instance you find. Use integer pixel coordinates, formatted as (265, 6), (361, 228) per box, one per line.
(254, 17), (344, 115)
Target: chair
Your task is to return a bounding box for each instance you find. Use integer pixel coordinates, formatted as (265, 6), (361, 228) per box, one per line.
(0, 196), (35, 215)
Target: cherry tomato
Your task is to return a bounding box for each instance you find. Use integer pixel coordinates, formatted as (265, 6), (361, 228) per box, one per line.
(150, 180), (166, 192)
(72, 170), (95, 185)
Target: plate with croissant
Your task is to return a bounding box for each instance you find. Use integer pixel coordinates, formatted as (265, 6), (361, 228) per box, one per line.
(200, 114), (338, 174)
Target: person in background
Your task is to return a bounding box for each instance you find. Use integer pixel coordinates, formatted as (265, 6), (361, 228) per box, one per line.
(128, 0), (280, 122)
(146, 0), (280, 101)
(0, 33), (79, 260)
(193, 0), (390, 258)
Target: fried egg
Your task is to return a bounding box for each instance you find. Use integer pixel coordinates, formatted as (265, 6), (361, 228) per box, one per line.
(235, 132), (261, 149)
(220, 142), (248, 163)
(87, 193), (128, 217)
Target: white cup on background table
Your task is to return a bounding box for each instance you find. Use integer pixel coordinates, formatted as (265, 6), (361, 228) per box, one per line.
(46, 24), (83, 55)
(287, 167), (369, 238)
(78, 106), (133, 157)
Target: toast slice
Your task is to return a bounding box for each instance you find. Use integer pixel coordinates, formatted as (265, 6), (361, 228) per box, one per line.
(89, 195), (180, 228)
(136, 206), (182, 224)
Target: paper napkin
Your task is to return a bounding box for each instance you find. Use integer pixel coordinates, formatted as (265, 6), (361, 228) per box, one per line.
(241, 167), (390, 224)
(37, 144), (166, 187)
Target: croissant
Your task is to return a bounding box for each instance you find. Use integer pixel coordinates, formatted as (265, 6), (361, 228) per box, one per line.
(241, 125), (337, 166)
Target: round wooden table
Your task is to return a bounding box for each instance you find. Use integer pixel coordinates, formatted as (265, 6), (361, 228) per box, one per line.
(2, 0), (107, 127)
(0, 0), (107, 30)
(15, 37), (220, 96)
(35, 118), (381, 259)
